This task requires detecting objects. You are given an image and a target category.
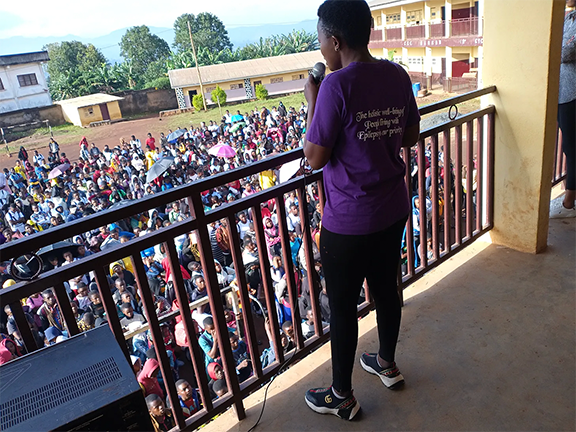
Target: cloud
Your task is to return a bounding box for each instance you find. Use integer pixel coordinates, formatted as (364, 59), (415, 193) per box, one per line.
(0, 0), (321, 39)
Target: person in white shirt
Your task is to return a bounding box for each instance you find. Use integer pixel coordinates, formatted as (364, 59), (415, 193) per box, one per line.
(130, 135), (142, 150)
(33, 150), (45, 165)
(120, 303), (146, 331)
(236, 212), (251, 241)
(242, 239), (259, 266)
(286, 204), (301, 234)
(5, 204), (26, 234)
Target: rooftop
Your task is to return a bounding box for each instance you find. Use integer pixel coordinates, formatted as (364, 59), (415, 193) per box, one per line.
(368, 0), (422, 10)
(54, 93), (124, 109)
(168, 51), (324, 88)
(202, 218), (575, 432)
(0, 51), (50, 67)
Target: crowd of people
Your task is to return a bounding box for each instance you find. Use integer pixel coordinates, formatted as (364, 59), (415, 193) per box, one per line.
(0, 100), (337, 427)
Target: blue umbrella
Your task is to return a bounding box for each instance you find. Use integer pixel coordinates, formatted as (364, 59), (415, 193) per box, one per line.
(167, 129), (185, 144)
(231, 114), (244, 123)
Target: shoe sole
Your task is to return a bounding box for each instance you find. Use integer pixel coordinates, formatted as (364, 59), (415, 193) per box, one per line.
(304, 396), (361, 420)
(360, 356), (405, 389)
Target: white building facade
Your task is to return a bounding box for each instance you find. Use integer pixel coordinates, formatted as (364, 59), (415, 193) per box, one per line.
(0, 51), (52, 114)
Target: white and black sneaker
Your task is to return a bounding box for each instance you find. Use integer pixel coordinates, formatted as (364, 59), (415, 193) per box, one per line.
(360, 353), (405, 389)
(305, 386), (361, 420)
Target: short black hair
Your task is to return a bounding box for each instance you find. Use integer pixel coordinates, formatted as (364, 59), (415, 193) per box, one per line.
(317, 0), (372, 49)
(203, 316), (214, 328)
(121, 302), (132, 311)
(213, 379), (227, 393)
(146, 393), (162, 408)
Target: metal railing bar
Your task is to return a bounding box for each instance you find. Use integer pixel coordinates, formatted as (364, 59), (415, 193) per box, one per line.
(189, 193), (246, 421)
(164, 239), (214, 412)
(53, 281), (80, 337)
(466, 121), (475, 239)
(487, 112), (495, 226)
(442, 130), (452, 254)
(416, 139), (428, 269)
(226, 213), (264, 379)
(403, 147), (416, 277)
(131, 252), (187, 429)
(455, 125), (463, 246)
(297, 186), (323, 338)
(418, 86), (496, 116)
(431, 134), (441, 260)
(9, 300), (38, 354)
(275, 195), (305, 350)
(419, 106), (495, 139)
(476, 117), (484, 232)
(252, 204), (285, 365)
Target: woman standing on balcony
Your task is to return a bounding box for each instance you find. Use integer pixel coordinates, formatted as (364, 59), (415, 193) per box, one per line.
(303, 0), (420, 421)
(551, 0), (576, 218)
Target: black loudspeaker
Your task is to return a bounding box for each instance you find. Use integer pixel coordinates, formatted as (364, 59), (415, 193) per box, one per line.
(0, 325), (153, 431)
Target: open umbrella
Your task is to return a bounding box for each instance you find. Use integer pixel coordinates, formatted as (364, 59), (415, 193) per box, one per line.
(146, 156), (175, 183)
(37, 241), (79, 262)
(167, 130), (185, 144)
(229, 122), (246, 134)
(208, 144), (237, 159)
(279, 159), (304, 183)
(231, 114), (244, 123)
(48, 163), (70, 179)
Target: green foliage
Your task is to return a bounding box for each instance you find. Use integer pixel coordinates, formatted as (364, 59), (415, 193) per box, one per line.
(192, 94), (205, 110)
(255, 84), (268, 100)
(44, 41), (109, 100)
(211, 86), (227, 105)
(144, 76), (171, 90)
(119, 25), (171, 79)
(173, 13), (232, 54)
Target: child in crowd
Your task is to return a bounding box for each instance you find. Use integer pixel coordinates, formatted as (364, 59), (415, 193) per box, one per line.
(175, 379), (201, 418)
(120, 303), (146, 332)
(87, 291), (106, 319)
(229, 333), (252, 383)
(138, 358), (164, 398)
(146, 394), (174, 432)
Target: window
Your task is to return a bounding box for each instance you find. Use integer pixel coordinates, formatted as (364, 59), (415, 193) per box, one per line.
(86, 107), (94, 115)
(292, 74), (305, 80)
(376, 16), (382, 26)
(230, 83), (244, 89)
(253, 80), (262, 86)
(430, 7), (438, 20)
(406, 9), (423, 23)
(17, 73), (38, 87)
(386, 13), (401, 24)
(270, 77), (284, 84)
(205, 86), (216, 93)
(0, 78), (4, 90)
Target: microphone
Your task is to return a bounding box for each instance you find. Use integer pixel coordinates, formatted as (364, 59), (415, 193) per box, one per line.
(310, 62), (326, 84)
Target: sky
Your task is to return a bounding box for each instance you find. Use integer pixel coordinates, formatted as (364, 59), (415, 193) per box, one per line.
(0, 0), (322, 39)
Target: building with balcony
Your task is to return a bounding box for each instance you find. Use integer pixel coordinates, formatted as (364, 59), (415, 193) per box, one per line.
(368, 0), (483, 92)
(0, 51), (52, 114)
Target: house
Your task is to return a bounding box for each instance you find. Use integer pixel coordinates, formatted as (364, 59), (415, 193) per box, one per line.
(0, 51), (52, 114)
(368, 0), (483, 92)
(55, 93), (124, 127)
(168, 51), (324, 109)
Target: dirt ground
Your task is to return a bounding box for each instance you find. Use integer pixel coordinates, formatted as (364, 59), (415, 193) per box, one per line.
(0, 91), (472, 171)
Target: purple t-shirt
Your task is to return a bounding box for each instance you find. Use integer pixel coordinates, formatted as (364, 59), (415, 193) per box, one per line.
(306, 60), (420, 235)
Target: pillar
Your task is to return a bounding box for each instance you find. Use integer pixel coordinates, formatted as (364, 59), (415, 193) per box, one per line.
(424, 3), (431, 38)
(482, 0), (565, 253)
(425, 47), (433, 89)
(444, 0), (452, 37)
(401, 8), (407, 40)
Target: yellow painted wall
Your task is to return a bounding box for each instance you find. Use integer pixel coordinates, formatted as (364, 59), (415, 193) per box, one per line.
(107, 101), (122, 120)
(78, 105), (103, 127)
(482, 0), (565, 253)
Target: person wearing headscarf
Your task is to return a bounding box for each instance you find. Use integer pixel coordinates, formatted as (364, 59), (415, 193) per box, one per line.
(138, 358), (164, 398)
(263, 216), (282, 259)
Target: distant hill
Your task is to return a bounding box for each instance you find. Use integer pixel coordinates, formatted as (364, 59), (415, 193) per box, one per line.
(0, 20), (317, 64)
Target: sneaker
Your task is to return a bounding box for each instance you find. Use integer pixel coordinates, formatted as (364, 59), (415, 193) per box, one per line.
(549, 197), (576, 219)
(305, 386), (361, 420)
(360, 353), (405, 389)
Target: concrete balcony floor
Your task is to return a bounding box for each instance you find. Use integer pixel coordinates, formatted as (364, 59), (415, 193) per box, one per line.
(205, 217), (575, 432)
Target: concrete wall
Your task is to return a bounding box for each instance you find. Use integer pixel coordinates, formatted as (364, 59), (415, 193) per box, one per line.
(482, 0), (565, 253)
(0, 104), (65, 128)
(113, 88), (177, 116)
(0, 63), (51, 113)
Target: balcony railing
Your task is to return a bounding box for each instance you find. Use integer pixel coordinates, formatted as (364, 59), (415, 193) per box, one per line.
(369, 17), (482, 42)
(0, 87), (496, 431)
(451, 17), (481, 36)
(386, 27), (403, 40)
(406, 24), (426, 39)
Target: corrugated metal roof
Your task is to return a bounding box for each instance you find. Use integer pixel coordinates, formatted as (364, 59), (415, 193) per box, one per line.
(168, 51), (324, 88)
(0, 51), (50, 67)
(54, 93), (124, 109)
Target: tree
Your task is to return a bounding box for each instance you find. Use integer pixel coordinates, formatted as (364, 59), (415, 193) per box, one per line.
(255, 84), (268, 100)
(173, 13), (232, 54)
(44, 41), (109, 99)
(192, 94), (205, 111)
(144, 76), (171, 90)
(211, 85), (227, 105)
(119, 25), (171, 80)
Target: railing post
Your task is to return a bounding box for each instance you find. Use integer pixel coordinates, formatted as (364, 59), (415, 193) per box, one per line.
(442, 130), (452, 253)
(430, 134), (440, 259)
(9, 300), (38, 353)
(466, 121), (475, 240)
(188, 195), (246, 420)
(53, 282), (80, 337)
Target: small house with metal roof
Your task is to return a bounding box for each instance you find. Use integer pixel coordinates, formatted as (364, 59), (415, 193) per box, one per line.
(55, 93), (124, 127)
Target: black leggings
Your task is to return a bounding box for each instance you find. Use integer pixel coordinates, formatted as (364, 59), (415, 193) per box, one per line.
(558, 99), (576, 191)
(320, 216), (407, 393)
